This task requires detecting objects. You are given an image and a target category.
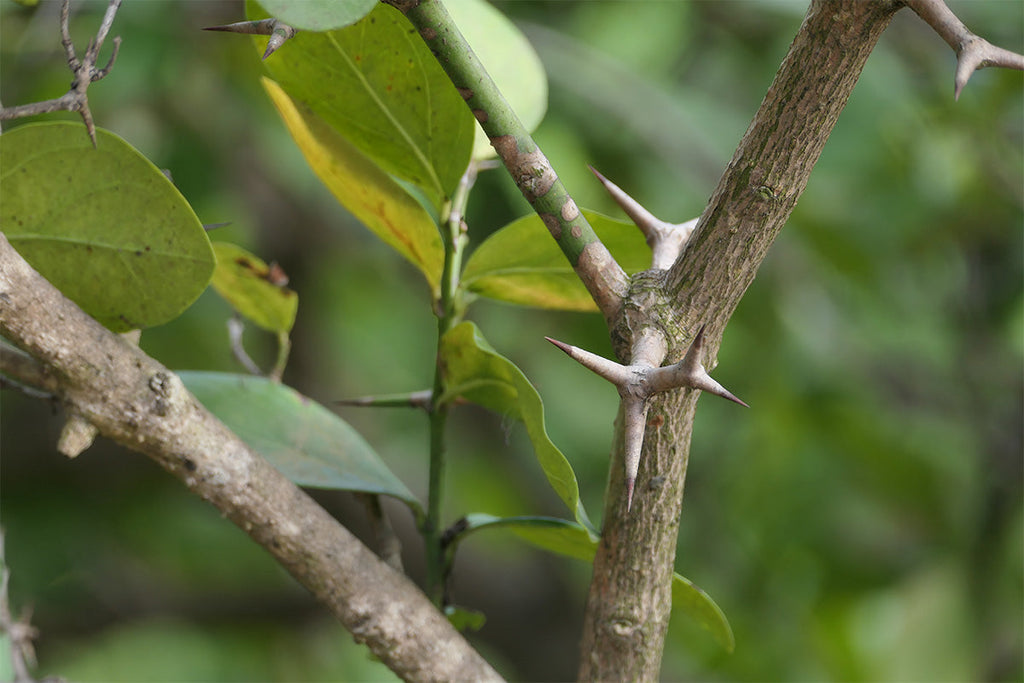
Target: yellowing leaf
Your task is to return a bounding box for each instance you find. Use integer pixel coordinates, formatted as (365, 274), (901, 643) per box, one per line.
(251, 2), (474, 210)
(262, 78), (443, 293)
(211, 242), (297, 333)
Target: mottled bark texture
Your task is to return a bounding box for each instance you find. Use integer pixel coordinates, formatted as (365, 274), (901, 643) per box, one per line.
(380, 0), (629, 327)
(0, 234), (502, 683)
(579, 2), (900, 680)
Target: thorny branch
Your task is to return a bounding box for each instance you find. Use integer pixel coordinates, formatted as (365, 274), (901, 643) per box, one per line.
(546, 325), (747, 510)
(0, 0), (122, 147)
(906, 0), (1024, 99)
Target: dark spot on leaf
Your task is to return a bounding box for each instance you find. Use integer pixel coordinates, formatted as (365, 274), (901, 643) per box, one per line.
(134, 250), (143, 256)
(648, 414), (665, 428)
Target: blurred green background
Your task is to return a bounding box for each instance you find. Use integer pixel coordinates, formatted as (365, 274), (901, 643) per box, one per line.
(1, 1), (1021, 681)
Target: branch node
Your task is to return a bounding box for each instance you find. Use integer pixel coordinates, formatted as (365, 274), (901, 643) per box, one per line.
(0, 0), (124, 147)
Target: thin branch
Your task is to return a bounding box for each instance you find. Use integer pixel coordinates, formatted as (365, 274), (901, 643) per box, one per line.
(227, 316), (264, 376)
(0, 234), (502, 683)
(381, 0), (629, 326)
(0, 530), (39, 683)
(335, 389), (436, 409)
(905, 0), (1024, 99)
(0, 0), (123, 147)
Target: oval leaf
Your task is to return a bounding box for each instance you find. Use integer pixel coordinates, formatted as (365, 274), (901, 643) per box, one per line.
(0, 123), (214, 332)
(461, 210), (651, 312)
(439, 322), (594, 532)
(250, 1), (474, 210)
(262, 78), (443, 292)
(211, 242), (298, 333)
(180, 371), (420, 508)
(256, 0), (376, 31)
(446, 0), (548, 160)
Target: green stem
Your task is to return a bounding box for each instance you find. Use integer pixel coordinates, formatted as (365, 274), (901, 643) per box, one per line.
(269, 331), (291, 382)
(424, 162), (476, 606)
(383, 0), (628, 323)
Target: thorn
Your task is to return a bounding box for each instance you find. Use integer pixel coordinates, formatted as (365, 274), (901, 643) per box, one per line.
(589, 165), (674, 243)
(202, 18), (279, 35)
(649, 325), (749, 407)
(589, 165), (695, 269)
(203, 18), (296, 61)
(334, 390), (435, 410)
(263, 24), (296, 60)
(621, 396), (648, 513)
(545, 336), (631, 387)
(679, 326), (749, 407)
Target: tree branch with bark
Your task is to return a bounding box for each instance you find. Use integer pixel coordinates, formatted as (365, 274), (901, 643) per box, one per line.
(0, 235), (500, 683)
(0, 0), (1019, 680)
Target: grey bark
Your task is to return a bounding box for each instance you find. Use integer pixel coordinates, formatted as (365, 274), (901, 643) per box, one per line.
(0, 234), (502, 683)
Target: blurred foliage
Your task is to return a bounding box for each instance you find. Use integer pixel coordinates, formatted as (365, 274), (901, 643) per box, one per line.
(1, 0), (1021, 681)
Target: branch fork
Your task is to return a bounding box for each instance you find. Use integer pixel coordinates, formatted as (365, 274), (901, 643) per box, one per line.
(0, 0), (123, 147)
(546, 325), (747, 511)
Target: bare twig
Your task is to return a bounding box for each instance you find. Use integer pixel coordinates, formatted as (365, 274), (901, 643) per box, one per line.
(0, 0), (123, 146)
(203, 18), (296, 60)
(0, 530), (40, 683)
(905, 0), (1024, 99)
(227, 316), (264, 376)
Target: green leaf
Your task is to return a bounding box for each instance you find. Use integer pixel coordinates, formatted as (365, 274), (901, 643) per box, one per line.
(211, 242), (298, 333)
(180, 371), (420, 509)
(460, 513), (598, 560)
(457, 513), (733, 652)
(256, 0), (376, 31)
(446, 0), (548, 160)
(262, 78), (443, 293)
(0, 123), (214, 332)
(672, 572), (735, 653)
(444, 605), (486, 633)
(461, 210), (651, 312)
(438, 322), (594, 532)
(250, 1), (475, 210)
